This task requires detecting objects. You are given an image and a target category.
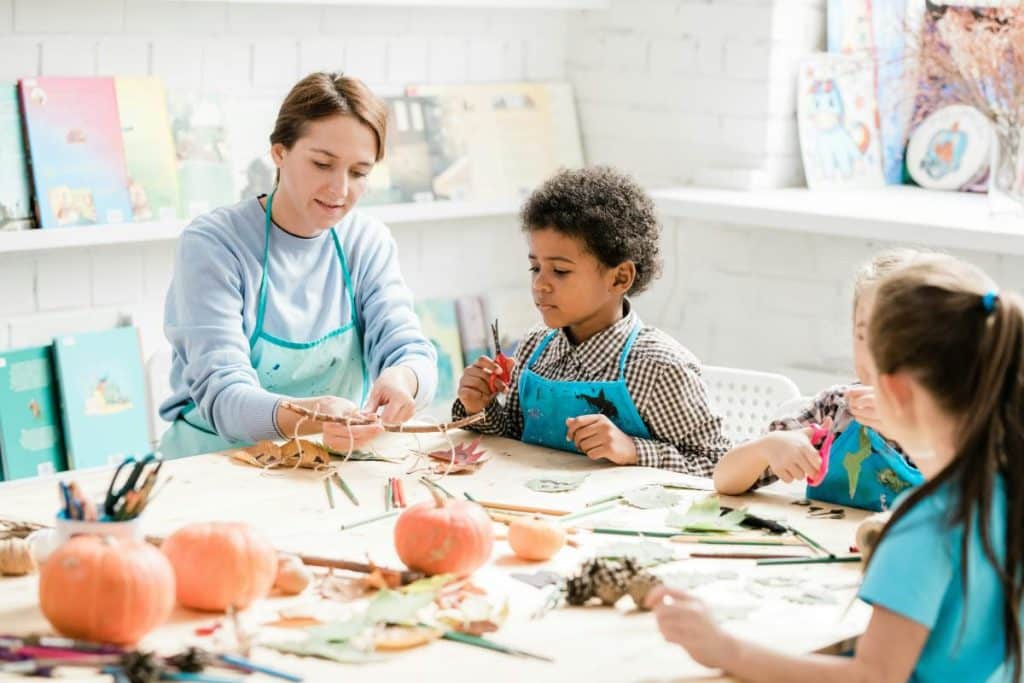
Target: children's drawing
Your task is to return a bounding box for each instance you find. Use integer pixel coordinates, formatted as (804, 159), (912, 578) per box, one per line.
(906, 104), (992, 191)
(798, 54), (885, 189)
(84, 376), (133, 416)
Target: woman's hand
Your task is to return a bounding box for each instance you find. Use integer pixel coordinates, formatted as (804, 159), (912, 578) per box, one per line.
(276, 395), (383, 451)
(365, 366), (418, 423)
(645, 585), (738, 669)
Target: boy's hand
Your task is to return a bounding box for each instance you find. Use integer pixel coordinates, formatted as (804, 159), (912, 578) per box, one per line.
(645, 585), (738, 669)
(764, 427), (824, 483)
(846, 386), (885, 433)
(566, 414), (637, 465)
(457, 356), (514, 414)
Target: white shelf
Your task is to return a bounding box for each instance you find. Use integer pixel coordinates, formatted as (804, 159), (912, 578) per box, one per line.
(651, 185), (1024, 255)
(175, 0), (609, 8)
(0, 199), (522, 255)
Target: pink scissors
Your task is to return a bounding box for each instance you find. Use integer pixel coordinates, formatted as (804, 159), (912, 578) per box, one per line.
(806, 423), (834, 486)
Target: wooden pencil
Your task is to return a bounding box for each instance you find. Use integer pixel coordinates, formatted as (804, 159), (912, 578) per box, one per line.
(757, 555), (862, 566)
(590, 527), (677, 538)
(385, 480), (392, 511)
(788, 525), (834, 557)
(689, 551), (810, 560)
(559, 500), (620, 523)
(339, 509), (399, 530)
(471, 499), (570, 517)
(670, 535), (805, 546)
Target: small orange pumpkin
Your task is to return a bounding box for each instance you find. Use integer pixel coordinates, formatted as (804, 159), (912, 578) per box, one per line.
(161, 522), (277, 612)
(39, 536), (174, 645)
(394, 484), (494, 576)
(508, 516), (566, 561)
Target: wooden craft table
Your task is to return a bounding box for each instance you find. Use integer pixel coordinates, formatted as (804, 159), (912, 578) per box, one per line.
(0, 432), (872, 682)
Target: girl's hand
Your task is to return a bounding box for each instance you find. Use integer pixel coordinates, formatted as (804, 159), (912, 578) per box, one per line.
(457, 356), (513, 414)
(366, 366), (418, 423)
(764, 427), (825, 482)
(645, 585), (738, 669)
(846, 386), (885, 433)
(565, 414), (638, 465)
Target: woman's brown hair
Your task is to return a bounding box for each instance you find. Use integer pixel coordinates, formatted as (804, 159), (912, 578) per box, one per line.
(269, 72), (388, 182)
(868, 254), (1023, 680)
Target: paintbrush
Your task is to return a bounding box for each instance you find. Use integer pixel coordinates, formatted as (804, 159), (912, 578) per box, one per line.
(442, 631), (554, 662)
(757, 555), (862, 566)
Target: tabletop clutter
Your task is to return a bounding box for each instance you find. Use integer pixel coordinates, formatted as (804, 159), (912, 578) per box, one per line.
(0, 433), (884, 682)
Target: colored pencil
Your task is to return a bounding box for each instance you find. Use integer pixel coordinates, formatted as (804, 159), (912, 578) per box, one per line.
(690, 551), (810, 560)
(757, 555), (862, 566)
(558, 500), (620, 523)
(788, 525), (834, 557)
(584, 492), (623, 507)
(323, 478), (335, 509)
(589, 527), (677, 538)
(469, 499), (570, 517)
(339, 509), (400, 530)
(670, 535), (805, 546)
(332, 472), (359, 506)
(385, 480), (392, 511)
(217, 653), (302, 682)
(442, 631), (554, 662)
(394, 478), (406, 507)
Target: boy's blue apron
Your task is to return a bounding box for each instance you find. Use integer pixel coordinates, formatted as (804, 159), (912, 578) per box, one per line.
(807, 420), (923, 512)
(158, 190), (369, 459)
(519, 321), (651, 453)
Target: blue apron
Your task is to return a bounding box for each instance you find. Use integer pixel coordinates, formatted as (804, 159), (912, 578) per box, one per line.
(158, 191), (369, 459)
(519, 321), (651, 453)
(807, 420), (923, 512)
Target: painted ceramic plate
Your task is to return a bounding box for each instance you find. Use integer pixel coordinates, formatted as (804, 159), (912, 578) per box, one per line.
(907, 105), (992, 191)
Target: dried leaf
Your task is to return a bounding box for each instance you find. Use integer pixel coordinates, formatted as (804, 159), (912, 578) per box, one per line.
(596, 540), (675, 567)
(373, 625), (443, 651)
(427, 438), (490, 474)
(525, 473), (589, 493)
(364, 589), (437, 626)
(664, 495), (748, 532)
(621, 485), (684, 509)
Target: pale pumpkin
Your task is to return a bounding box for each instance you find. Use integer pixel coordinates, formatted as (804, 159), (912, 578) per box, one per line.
(273, 553), (313, 595)
(507, 516), (566, 561)
(162, 522), (277, 612)
(39, 536), (174, 645)
(394, 485), (494, 576)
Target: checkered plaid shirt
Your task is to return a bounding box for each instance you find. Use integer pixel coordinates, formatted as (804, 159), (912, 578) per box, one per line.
(452, 304), (730, 475)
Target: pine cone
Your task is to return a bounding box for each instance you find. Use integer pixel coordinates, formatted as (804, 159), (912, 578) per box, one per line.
(594, 580), (626, 606)
(627, 572), (662, 609)
(119, 651), (161, 683)
(166, 647), (212, 673)
(565, 574), (594, 606)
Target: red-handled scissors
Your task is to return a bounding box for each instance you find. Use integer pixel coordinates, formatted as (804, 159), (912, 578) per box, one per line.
(806, 423), (834, 486)
(489, 319), (514, 394)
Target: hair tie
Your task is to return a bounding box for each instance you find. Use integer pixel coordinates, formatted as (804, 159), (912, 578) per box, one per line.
(982, 290), (999, 313)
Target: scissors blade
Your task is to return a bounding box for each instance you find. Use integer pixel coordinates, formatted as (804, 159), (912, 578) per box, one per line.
(491, 320), (502, 356)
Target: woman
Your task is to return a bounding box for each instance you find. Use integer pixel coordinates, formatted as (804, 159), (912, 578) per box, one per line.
(159, 72), (437, 459)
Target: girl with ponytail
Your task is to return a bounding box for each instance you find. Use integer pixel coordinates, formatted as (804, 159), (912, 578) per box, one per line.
(646, 253), (1022, 683)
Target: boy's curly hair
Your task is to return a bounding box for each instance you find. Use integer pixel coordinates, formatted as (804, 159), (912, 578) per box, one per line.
(520, 166), (663, 295)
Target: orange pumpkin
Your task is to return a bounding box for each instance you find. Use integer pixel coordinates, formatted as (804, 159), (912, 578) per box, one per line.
(507, 516), (566, 561)
(394, 485), (494, 576)
(39, 536), (174, 645)
(161, 522), (277, 612)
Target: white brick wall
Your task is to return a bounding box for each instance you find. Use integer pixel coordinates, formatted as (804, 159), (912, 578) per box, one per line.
(567, 0), (825, 188)
(3, 0), (1019, 406)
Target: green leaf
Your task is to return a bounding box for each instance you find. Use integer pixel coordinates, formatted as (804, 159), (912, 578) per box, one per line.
(306, 617), (368, 643)
(525, 473), (589, 493)
(266, 637), (379, 663)
(365, 589), (437, 625)
(401, 574), (454, 594)
(664, 495), (748, 532)
(621, 485), (684, 509)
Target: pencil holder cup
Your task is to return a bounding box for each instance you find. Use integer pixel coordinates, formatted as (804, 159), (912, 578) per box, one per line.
(27, 511), (144, 565)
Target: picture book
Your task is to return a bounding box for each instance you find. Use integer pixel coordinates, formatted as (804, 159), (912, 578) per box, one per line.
(797, 54), (886, 189)
(115, 77), (181, 221)
(0, 345), (67, 480)
(363, 95), (448, 205)
(53, 327), (150, 470)
(19, 77), (132, 228)
(406, 82), (584, 201)
(0, 84), (34, 231)
(167, 91), (236, 219)
(414, 299), (464, 409)
(455, 296), (490, 367)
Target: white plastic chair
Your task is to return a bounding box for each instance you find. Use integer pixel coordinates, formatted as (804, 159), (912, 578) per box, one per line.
(702, 365), (802, 444)
(145, 348), (174, 447)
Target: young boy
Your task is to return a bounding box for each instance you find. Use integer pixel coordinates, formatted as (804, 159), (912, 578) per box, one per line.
(713, 250), (925, 510)
(452, 166), (730, 475)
